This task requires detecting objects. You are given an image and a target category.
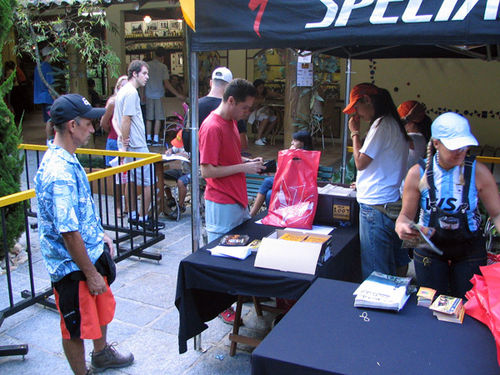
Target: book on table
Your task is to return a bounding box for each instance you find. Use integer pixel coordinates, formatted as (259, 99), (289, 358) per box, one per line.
(416, 286), (437, 307)
(429, 295), (465, 324)
(353, 271), (412, 311)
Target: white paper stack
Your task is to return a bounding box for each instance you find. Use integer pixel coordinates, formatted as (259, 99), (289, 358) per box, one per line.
(317, 184), (356, 197)
(353, 271), (412, 311)
(208, 246), (251, 260)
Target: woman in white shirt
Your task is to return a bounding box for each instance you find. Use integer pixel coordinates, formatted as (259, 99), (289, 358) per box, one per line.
(345, 83), (410, 279)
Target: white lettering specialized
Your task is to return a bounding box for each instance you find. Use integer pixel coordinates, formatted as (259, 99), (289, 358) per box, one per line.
(335, 0), (374, 27)
(435, 0), (458, 21)
(304, 0), (498, 29)
(485, 0), (500, 20)
(305, 0), (339, 29)
(453, 0), (480, 20)
(402, 0), (433, 23)
(370, 0), (404, 24)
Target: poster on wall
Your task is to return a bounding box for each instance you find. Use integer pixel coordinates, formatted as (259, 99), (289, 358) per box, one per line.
(171, 52), (183, 75)
(297, 52), (313, 87)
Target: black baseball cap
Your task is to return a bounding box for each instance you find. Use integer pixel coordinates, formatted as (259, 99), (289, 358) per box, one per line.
(50, 94), (105, 125)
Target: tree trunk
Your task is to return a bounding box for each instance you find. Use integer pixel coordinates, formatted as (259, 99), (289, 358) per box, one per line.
(67, 45), (89, 97)
(67, 45), (95, 147)
(283, 49), (296, 148)
(283, 49), (310, 148)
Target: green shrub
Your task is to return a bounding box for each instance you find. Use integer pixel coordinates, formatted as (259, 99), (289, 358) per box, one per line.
(0, 0), (25, 253)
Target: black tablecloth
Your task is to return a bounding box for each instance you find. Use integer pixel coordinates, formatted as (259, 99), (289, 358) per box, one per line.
(175, 217), (360, 353)
(251, 278), (498, 375)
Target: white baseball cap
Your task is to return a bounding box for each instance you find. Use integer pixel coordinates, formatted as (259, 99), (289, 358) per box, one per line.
(41, 46), (53, 57)
(211, 67), (233, 83)
(431, 112), (478, 150)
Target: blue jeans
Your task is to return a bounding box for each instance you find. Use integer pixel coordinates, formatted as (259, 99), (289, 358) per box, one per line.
(359, 203), (408, 279)
(105, 138), (118, 167)
(414, 245), (486, 298)
(258, 177), (274, 208)
(205, 200), (250, 243)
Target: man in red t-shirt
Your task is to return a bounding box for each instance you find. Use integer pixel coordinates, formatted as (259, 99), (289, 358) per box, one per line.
(200, 78), (264, 324)
(200, 78), (264, 245)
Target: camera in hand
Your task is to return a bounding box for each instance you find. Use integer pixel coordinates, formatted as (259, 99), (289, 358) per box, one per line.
(260, 159), (277, 174)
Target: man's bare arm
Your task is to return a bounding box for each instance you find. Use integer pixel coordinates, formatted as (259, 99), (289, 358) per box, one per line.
(120, 115), (132, 149)
(61, 231), (107, 295)
(201, 161), (264, 179)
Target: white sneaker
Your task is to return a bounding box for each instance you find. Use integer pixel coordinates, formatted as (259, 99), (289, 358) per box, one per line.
(255, 138), (266, 146)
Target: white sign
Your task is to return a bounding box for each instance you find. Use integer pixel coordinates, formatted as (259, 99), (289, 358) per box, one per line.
(297, 51), (313, 87)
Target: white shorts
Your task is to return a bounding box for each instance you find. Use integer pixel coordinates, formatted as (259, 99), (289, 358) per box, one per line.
(124, 146), (153, 186)
(146, 98), (165, 121)
(247, 106), (276, 125)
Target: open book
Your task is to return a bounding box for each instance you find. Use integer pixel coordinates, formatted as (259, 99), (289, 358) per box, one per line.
(402, 222), (443, 256)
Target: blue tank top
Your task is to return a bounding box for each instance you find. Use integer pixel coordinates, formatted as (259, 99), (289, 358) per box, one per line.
(419, 154), (481, 231)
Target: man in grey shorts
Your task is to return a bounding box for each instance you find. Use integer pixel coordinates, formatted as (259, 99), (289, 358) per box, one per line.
(114, 60), (164, 230)
(145, 47), (185, 146)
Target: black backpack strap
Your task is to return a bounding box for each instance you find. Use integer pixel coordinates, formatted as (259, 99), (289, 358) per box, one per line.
(425, 155), (438, 211)
(460, 155), (475, 213)
(417, 158), (426, 170)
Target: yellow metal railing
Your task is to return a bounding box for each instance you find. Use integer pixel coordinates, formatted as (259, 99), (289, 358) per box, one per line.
(0, 145), (162, 208)
(346, 146), (500, 164)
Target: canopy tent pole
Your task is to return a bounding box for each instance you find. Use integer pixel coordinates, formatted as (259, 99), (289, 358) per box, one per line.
(341, 57), (352, 184)
(187, 30), (201, 255)
(187, 29), (203, 351)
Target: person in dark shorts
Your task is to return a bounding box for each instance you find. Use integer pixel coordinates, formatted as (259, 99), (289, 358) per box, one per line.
(34, 94), (134, 375)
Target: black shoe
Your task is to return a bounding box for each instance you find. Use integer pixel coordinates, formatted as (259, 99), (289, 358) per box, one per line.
(271, 313), (285, 328)
(129, 218), (165, 230)
(91, 343), (134, 373)
(138, 219), (165, 230)
(166, 197), (177, 208)
(168, 205), (186, 221)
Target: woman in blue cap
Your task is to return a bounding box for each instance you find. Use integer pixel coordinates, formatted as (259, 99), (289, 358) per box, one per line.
(396, 112), (500, 298)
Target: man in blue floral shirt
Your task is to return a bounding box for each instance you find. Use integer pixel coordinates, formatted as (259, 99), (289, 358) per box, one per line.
(35, 94), (133, 375)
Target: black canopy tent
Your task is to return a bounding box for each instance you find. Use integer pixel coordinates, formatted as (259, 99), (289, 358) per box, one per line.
(182, 0), (500, 255)
(188, 1), (499, 55)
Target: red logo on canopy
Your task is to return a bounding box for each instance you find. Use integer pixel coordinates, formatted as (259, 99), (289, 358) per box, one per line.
(248, 0), (268, 37)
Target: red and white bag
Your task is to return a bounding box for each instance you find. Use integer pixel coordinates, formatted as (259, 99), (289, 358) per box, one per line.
(262, 149), (321, 229)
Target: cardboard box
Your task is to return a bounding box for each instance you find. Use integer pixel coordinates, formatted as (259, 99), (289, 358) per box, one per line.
(254, 229), (332, 275)
(314, 184), (358, 226)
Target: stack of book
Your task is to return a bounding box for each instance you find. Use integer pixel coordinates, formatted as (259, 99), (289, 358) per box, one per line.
(353, 271), (412, 311)
(416, 287), (437, 307)
(429, 295), (465, 324)
(278, 232), (330, 244)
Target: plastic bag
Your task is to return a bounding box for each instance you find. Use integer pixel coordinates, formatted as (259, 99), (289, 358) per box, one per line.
(464, 263), (500, 366)
(262, 149), (321, 229)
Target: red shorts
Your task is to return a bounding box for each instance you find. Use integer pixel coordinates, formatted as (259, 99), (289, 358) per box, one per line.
(54, 276), (116, 340)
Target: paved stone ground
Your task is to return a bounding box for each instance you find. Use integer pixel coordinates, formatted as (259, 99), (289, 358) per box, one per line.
(0, 150), (276, 374)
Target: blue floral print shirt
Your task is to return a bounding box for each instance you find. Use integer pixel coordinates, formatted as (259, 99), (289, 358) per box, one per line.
(34, 143), (104, 282)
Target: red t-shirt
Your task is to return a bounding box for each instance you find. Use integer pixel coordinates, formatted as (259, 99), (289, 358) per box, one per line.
(107, 117), (118, 140)
(200, 112), (247, 208)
